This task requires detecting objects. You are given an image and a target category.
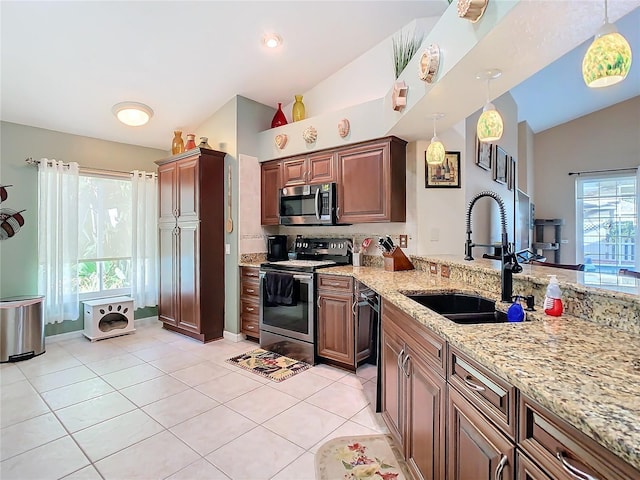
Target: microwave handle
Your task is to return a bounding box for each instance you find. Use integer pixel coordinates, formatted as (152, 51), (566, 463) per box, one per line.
(314, 187), (321, 220)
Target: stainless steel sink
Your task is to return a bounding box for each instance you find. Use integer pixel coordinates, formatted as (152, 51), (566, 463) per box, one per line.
(404, 293), (507, 324)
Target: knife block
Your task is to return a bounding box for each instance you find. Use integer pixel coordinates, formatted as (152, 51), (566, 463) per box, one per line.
(383, 247), (414, 272)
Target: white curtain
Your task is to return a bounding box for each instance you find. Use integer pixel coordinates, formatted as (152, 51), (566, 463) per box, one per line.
(131, 171), (158, 309)
(38, 159), (80, 324)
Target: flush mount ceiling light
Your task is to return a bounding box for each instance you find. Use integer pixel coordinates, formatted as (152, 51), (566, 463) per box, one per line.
(262, 33), (282, 49)
(426, 113), (445, 165)
(476, 69), (503, 143)
(582, 0), (632, 88)
(112, 102), (153, 127)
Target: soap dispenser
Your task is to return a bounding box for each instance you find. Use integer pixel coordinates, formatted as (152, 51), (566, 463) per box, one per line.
(543, 275), (563, 317)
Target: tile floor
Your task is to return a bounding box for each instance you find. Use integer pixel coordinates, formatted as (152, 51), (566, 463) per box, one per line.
(0, 319), (386, 480)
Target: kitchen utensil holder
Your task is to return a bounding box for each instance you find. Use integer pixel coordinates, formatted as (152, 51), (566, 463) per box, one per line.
(383, 247), (414, 272)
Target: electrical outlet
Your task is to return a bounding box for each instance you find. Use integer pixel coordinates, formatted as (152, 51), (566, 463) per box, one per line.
(441, 265), (450, 278)
(429, 262), (438, 275)
(399, 234), (408, 248)
(225, 244), (231, 255)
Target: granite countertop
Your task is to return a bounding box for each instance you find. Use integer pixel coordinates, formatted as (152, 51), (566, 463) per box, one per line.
(321, 265), (640, 471)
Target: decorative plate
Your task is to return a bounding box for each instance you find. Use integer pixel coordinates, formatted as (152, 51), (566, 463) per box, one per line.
(391, 80), (408, 112)
(418, 44), (440, 83)
(457, 0), (489, 23)
(302, 126), (317, 144)
(337, 119), (350, 138)
(274, 134), (288, 150)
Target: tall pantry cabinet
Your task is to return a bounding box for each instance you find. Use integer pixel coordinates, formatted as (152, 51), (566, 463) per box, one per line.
(156, 147), (226, 342)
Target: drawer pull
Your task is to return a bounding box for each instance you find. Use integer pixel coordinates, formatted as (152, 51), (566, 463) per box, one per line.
(397, 348), (405, 370)
(246, 272), (258, 277)
(329, 282), (340, 286)
(463, 375), (486, 392)
(246, 307), (255, 312)
(246, 288), (255, 293)
(401, 354), (411, 377)
(246, 325), (255, 330)
(494, 455), (508, 480)
(556, 451), (599, 480)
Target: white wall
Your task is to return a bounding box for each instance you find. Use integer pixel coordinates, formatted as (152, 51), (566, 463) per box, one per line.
(534, 96), (640, 263)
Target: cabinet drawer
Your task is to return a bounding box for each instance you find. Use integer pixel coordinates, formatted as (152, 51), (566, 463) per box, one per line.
(240, 267), (260, 281)
(516, 450), (552, 480)
(241, 298), (259, 317)
(242, 317), (259, 337)
(519, 395), (640, 480)
(318, 274), (353, 292)
(241, 281), (259, 298)
(448, 346), (516, 440)
(382, 299), (445, 377)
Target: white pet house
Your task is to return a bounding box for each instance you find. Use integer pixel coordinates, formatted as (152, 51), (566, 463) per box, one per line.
(83, 296), (135, 341)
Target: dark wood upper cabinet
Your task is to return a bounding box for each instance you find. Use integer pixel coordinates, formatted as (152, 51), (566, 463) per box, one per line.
(282, 152), (336, 187)
(260, 160), (281, 226)
(337, 136), (407, 224)
(156, 148), (225, 343)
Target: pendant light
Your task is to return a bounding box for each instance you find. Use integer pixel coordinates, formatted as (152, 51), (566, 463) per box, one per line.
(582, 0), (632, 88)
(476, 69), (503, 143)
(426, 113), (445, 165)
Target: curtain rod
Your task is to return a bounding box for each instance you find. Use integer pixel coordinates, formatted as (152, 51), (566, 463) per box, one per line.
(25, 157), (155, 178)
(568, 167), (638, 176)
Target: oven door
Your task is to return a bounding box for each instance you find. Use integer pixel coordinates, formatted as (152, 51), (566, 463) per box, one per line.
(259, 270), (315, 343)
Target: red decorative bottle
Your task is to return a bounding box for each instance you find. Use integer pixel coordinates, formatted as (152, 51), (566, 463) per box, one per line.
(271, 103), (288, 128)
(185, 133), (197, 150)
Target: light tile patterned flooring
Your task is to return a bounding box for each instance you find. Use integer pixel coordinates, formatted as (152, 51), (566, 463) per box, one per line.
(0, 319), (385, 479)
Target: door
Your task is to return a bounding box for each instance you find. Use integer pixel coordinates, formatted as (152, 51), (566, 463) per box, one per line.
(381, 322), (404, 448)
(261, 161), (281, 225)
(158, 223), (177, 325)
(282, 157), (307, 186)
(158, 162), (176, 224)
(176, 157), (199, 222)
(448, 386), (514, 480)
(176, 222), (200, 333)
(405, 348), (446, 480)
(317, 289), (354, 365)
(307, 152), (335, 184)
(355, 292), (374, 363)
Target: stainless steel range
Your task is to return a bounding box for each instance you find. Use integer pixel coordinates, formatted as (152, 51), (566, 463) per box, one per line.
(259, 237), (351, 364)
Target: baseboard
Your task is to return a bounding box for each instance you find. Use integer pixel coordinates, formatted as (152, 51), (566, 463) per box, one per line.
(223, 331), (245, 343)
(135, 316), (159, 327)
(46, 330), (83, 343)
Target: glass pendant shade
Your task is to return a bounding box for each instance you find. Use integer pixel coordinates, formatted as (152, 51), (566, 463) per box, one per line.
(582, 26), (632, 88)
(477, 102), (503, 142)
(426, 136), (445, 165)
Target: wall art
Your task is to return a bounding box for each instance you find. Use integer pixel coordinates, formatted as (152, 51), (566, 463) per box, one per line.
(275, 134), (288, 150)
(302, 126), (317, 144)
(457, 0), (489, 23)
(337, 119), (350, 138)
(426, 151), (461, 188)
(418, 44), (441, 83)
(392, 80), (408, 112)
(493, 145), (508, 185)
(0, 185), (26, 240)
(476, 137), (493, 171)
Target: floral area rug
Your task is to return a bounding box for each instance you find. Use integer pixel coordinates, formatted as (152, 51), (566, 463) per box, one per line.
(225, 348), (311, 382)
(315, 434), (409, 480)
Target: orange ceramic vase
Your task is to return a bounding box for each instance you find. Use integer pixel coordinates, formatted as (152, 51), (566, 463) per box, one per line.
(185, 133), (197, 151)
(171, 131), (184, 155)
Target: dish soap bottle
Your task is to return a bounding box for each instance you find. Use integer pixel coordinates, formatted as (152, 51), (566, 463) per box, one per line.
(543, 275), (563, 317)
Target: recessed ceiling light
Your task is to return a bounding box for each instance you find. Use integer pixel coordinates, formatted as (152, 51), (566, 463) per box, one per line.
(262, 33), (282, 49)
(112, 102), (154, 127)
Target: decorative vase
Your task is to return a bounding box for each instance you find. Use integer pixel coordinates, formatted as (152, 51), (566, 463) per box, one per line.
(198, 137), (212, 149)
(171, 131), (184, 155)
(185, 133), (196, 151)
(271, 103), (288, 128)
(292, 95), (306, 122)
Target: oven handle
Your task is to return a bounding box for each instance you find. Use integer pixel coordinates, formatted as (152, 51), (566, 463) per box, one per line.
(314, 187), (321, 220)
(259, 271), (313, 282)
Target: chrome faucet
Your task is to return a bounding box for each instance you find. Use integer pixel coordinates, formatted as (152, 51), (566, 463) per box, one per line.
(464, 191), (522, 302)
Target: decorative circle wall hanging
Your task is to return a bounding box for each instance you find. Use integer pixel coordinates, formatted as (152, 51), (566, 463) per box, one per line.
(337, 119), (350, 138)
(457, 0), (489, 23)
(391, 80), (408, 112)
(275, 134), (288, 150)
(302, 126), (317, 144)
(418, 44), (441, 84)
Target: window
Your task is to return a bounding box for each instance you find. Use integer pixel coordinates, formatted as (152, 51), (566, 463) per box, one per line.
(576, 173), (637, 286)
(78, 174), (132, 299)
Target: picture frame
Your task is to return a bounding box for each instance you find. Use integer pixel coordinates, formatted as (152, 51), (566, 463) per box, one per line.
(476, 137), (492, 171)
(493, 146), (508, 185)
(507, 156), (516, 191)
(425, 151), (461, 188)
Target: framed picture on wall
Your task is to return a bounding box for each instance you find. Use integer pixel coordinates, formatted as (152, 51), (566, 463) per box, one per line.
(425, 151), (461, 188)
(507, 156), (516, 190)
(476, 137), (492, 170)
(493, 146), (508, 184)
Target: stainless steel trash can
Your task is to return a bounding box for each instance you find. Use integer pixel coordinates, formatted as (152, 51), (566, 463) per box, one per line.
(0, 295), (45, 363)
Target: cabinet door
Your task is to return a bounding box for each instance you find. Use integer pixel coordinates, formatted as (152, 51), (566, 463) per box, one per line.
(282, 157), (307, 186)
(405, 349), (446, 480)
(158, 223), (177, 326)
(261, 161), (281, 225)
(448, 386), (514, 480)
(317, 290), (355, 366)
(176, 222), (200, 333)
(355, 300), (374, 363)
(176, 157), (199, 222)
(307, 152), (335, 184)
(158, 162), (177, 224)
(381, 322), (404, 448)
(337, 142), (388, 223)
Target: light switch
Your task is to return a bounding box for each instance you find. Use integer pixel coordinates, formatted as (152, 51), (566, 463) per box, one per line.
(225, 244), (231, 254)
(399, 235), (408, 248)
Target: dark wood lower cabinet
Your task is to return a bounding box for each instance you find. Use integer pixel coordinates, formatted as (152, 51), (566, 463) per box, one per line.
(447, 386), (515, 480)
(516, 451), (551, 480)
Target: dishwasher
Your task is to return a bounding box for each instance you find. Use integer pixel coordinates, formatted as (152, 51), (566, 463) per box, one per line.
(357, 282), (381, 412)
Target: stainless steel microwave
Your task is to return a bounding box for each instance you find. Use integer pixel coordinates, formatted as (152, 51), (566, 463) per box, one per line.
(279, 182), (336, 226)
